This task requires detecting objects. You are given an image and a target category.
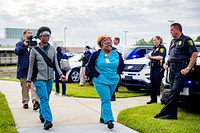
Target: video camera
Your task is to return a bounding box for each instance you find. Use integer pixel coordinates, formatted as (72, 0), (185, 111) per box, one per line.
(27, 35), (38, 46)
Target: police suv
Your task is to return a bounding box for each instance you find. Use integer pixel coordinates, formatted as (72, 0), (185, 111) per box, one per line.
(120, 56), (151, 90)
(120, 46), (157, 90)
(160, 42), (200, 105)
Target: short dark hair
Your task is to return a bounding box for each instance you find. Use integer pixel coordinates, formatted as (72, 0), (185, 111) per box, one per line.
(36, 26), (51, 38)
(56, 46), (62, 52)
(114, 37), (120, 43)
(85, 45), (91, 49)
(170, 23), (182, 32)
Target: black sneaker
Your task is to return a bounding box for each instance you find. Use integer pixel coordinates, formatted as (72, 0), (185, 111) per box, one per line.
(44, 121), (53, 130)
(107, 121), (114, 129)
(23, 104), (28, 109)
(33, 101), (40, 110)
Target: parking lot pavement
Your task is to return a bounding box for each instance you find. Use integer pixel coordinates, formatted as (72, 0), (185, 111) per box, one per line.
(0, 80), (148, 133)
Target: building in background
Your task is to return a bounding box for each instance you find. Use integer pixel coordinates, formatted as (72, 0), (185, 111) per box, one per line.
(0, 28), (37, 65)
(4, 28), (37, 39)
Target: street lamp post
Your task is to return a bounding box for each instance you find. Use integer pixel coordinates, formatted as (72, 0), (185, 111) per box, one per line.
(64, 27), (67, 49)
(124, 31), (128, 47)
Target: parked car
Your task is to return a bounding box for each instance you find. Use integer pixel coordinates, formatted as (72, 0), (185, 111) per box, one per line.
(65, 51), (93, 83)
(124, 46), (153, 60)
(66, 53), (82, 83)
(160, 42), (200, 105)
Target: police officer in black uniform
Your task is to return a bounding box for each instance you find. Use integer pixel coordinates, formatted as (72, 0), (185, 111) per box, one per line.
(154, 23), (198, 119)
(146, 36), (166, 104)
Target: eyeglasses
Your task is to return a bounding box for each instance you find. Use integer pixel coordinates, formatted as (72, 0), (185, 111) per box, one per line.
(103, 42), (112, 46)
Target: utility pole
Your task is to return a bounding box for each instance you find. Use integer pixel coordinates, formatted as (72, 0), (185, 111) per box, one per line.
(64, 27), (67, 50)
(124, 31), (128, 47)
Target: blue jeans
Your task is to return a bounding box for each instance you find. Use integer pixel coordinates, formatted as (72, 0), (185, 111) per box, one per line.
(34, 79), (54, 124)
(93, 82), (116, 123)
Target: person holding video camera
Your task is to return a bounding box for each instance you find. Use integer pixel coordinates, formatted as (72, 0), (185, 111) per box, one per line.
(14, 28), (40, 110)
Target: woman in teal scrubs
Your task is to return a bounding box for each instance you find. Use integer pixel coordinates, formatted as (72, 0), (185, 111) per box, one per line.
(87, 35), (124, 129)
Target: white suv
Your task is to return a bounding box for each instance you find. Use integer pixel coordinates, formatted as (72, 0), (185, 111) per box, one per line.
(120, 57), (151, 90)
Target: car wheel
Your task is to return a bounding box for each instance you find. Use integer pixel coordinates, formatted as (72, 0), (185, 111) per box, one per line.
(68, 69), (80, 83)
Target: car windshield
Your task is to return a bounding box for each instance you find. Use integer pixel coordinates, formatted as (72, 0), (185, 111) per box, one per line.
(124, 46), (153, 60)
(124, 48), (135, 59)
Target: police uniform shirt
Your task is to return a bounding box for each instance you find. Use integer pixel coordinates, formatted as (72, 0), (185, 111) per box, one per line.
(169, 34), (198, 62)
(151, 45), (166, 66)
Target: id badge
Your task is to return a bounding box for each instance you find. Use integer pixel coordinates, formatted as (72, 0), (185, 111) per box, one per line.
(105, 58), (110, 63)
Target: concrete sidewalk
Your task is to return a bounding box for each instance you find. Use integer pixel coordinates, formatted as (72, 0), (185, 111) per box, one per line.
(0, 80), (149, 133)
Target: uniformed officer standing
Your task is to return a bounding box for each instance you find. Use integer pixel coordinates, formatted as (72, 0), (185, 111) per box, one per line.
(146, 36), (166, 104)
(154, 23), (198, 119)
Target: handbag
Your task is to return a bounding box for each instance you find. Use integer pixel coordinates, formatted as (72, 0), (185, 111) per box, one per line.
(60, 59), (71, 71)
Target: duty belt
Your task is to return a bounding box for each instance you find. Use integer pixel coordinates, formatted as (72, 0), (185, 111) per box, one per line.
(150, 62), (162, 67)
(169, 61), (189, 66)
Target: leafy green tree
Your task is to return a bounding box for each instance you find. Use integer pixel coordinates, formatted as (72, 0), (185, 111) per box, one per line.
(195, 36), (200, 42)
(148, 38), (154, 45)
(135, 39), (147, 45)
(135, 38), (153, 46)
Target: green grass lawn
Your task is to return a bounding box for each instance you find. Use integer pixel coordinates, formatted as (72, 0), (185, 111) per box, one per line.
(0, 92), (17, 133)
(117, 104), (200, 133)
(52, 82), (149, 98)
(0, 78), (19, 82)
(0, 65), (17, 68)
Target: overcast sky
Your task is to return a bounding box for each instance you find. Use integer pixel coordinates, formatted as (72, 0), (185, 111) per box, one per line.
(0, 0), (200, 47)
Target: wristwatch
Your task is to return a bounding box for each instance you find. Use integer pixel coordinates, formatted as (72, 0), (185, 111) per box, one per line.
(186, 67), (191, 70)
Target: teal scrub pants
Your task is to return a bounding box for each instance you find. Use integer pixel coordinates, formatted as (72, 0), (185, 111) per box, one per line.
(93, 81), (117, 123)
(34, 79), (53, 125)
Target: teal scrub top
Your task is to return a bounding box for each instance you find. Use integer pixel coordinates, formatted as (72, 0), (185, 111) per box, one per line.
(93, 50), (119, 85)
